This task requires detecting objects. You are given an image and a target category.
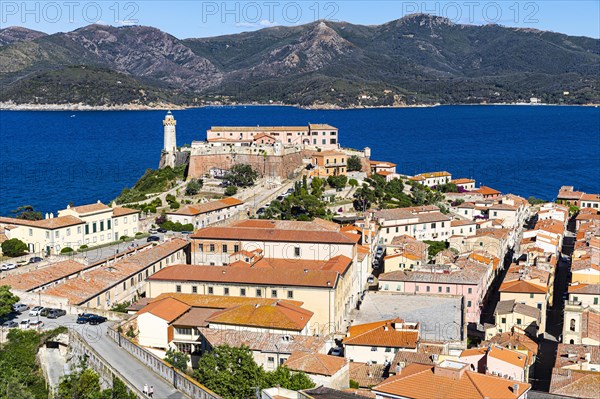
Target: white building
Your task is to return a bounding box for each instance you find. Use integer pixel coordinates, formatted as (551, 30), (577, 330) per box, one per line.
(373, 205), (451, 243)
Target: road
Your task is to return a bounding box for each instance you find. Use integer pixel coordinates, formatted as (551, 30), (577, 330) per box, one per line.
(2, 311), (188, 399)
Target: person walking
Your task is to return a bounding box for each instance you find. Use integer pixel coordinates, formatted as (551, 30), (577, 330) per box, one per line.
(148, 386), (154, 398)
(143, 383), (148, 396)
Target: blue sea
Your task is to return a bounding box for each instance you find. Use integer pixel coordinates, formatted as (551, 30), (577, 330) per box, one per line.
(0, 105), (599, 216)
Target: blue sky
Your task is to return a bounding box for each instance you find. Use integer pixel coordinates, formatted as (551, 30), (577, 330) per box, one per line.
(2, 1), (599, 38)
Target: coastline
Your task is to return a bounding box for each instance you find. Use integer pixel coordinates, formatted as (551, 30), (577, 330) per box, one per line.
(1, 101), (598, 111)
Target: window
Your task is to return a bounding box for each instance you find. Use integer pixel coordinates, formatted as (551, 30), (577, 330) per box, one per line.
(570, 319), (576, 331)
(176, 328), (192, 335)
(516, 318), (522, 325)
(198, 244), (203, 252)
(271, 290), (277, 298)
(66, 228), (71, 236)
(77, 226), (81, 234)
(223, 287), (230, 296)
(192, 286), (198, 294)
(114, 219), (118, 226)
(438, 287), (442, 293)
(46, 231), (50, 239)
(93, 223), (97, 233)
(131, 277), (134, 286)
(371, 347), (377, 352)
(468, 288), (473, 294)
(124, 217), (128, 223)
(595, 298), (599, 305)
(176, 285), (181, 293)
(529, 293), (534, 298)
(268, 357), (275, 366)
(107, 220), (111, 229)
(415, 286), (419, 292)
(426, 286), (430, 292)
(287, 290), (294, 299)
(100, 221), (104, 231)
(240, 288), (246, 296)
(537, 303), (542, 310)
(501, 317), (506, 323)
(209, 244), (215, 252)
(207, 287), (214, 294)
(294, 247), (301, 257)
(431, 223), (436, 229)
(234, 244), (240, 253)
(467, 300), (472, 307)
(123, 282), (126, 290)
(446, 287), (450, 293)
(256, 289), (262, 297)
(385, 347), (392, 353)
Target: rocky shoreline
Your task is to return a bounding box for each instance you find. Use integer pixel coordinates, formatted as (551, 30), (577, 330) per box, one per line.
(1, 101), (597, 111)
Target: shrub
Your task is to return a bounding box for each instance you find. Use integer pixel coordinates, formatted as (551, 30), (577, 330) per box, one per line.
(347, 155), (362, 172)
(79, 244), (88, 250)
(349, 380), (360, 389)
(349, 178), (359, 187)
(185, 179), (203, 196)
(135, 232), (143, 237)
(1, 238), (28, 257)
(120, 236), (129, 241)
(60, 247), (74, 254)
(224, 186), (238, 196)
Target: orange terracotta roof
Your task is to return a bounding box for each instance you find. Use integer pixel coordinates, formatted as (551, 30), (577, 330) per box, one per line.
(474, 186), (501, 196)
(349, 362), (387, 388)
(500, 279), (547, 294)
(137, 297), (191, 322)
(191, 220), (354, 244)
(568, 283), (600, 295)
(373, 363), (531, 399)
(206, 301), (313, 331)
(376, 171), (393, 176)
(344, 319), (419, 349)
(488, 345), (527, 369)
(451, 178), (475, 184)
(147, 256), (351, 288)
(150, 292), (303, 308)
(483, 331), (539, 357)
(112, 207), (140, 217)
(0, 260), (86, 291)
(210, 126), (307, 132)
(284, 351), (347, 376)
(580, 193), (600, 202)
(168, 197), (243, 216)
(369, 160), (396, 167)
(0, 215), (84, 230)
(43, 239), (188, 304)
(70, 202), (112, 214)
(460, 348), (487, 358)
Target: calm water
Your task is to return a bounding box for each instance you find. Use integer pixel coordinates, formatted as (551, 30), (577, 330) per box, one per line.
(0, 105), (599, 215)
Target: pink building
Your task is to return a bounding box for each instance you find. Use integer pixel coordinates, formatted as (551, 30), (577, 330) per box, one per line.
(206, 124), (339, 150)
(378, 261), (490, 325)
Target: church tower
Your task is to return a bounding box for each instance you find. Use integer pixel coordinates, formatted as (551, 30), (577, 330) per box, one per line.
(162, 111), (177, 168)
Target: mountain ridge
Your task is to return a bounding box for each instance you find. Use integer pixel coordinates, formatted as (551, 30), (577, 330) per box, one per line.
(1, 14), (598, 107)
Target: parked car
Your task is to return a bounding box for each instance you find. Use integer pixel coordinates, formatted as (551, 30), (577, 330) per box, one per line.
(148, 228), (158, 234)
(29, 320), (44, 329)
(1, 263), (17, 271)
(29, 257), (43, 264)
(147, 235), (160, 242)
(2, 321), (18, 329)
(29, 306), (45, 316)
(330, 347), (344, 357)
(276, 195), (284, 202)
(12, 303), (29, 313)
(16, 260), (28, 266)
(76, 313), (96, 324)
(286, 188), (294, 194)
(88, 315), (107, 325)
(256, 208), (265, 215)
(47, 309), (67, 319)
(157, 228), (167, 233)
(367, 275), (375, 284)
(40, 308), (52, 317)
(19, 319), (30, 329)
(180, 231), (191, 235)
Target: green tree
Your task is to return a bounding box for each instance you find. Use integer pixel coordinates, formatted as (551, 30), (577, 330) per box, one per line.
(57, 367), (102, 399)
(185, 179), (203, 196)
(349, 178), (358, 187)
(194, 345), (264, 399)
(347, 155), (362, 172)
(109, 300), (131, 313)
(164, 348), (189, 372)
(224, 186), (238, 196)
(60, 247), (74, 254)
(0, 285), (20, 317)
(11, 205), (43, 221)
(265, 366), (315, 391)
(424, 240), (448, 258)
(224, 164), (258, 187)
(310, 177), (325, 197)
(385, 178), (405, 198)
(327, 175), (348, 190)
(528, 196), (546, 205)
(1, 238), (28, 257)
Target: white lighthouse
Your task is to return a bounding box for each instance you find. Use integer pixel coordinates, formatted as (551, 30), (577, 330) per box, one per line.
(162, 111), (177, 168)
(163, 111), (177, 152)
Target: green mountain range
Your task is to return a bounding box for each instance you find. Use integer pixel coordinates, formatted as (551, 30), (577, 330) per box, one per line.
(1, 14), (598, 107)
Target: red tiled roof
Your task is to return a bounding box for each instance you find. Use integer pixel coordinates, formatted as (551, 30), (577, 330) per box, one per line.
(168, 197), (243, 216)
(344, 319), (419, 349)
(137, 297), (191, 322)
(206, 301), (313, 331)
(373, 363), (531, 399)
(500, 279), (548, 294)
(0, 215), (84, 230)
(284, 351), (347, 376)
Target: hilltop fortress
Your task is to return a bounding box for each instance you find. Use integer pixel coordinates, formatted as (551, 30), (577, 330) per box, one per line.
(158, 112), (370, 181)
